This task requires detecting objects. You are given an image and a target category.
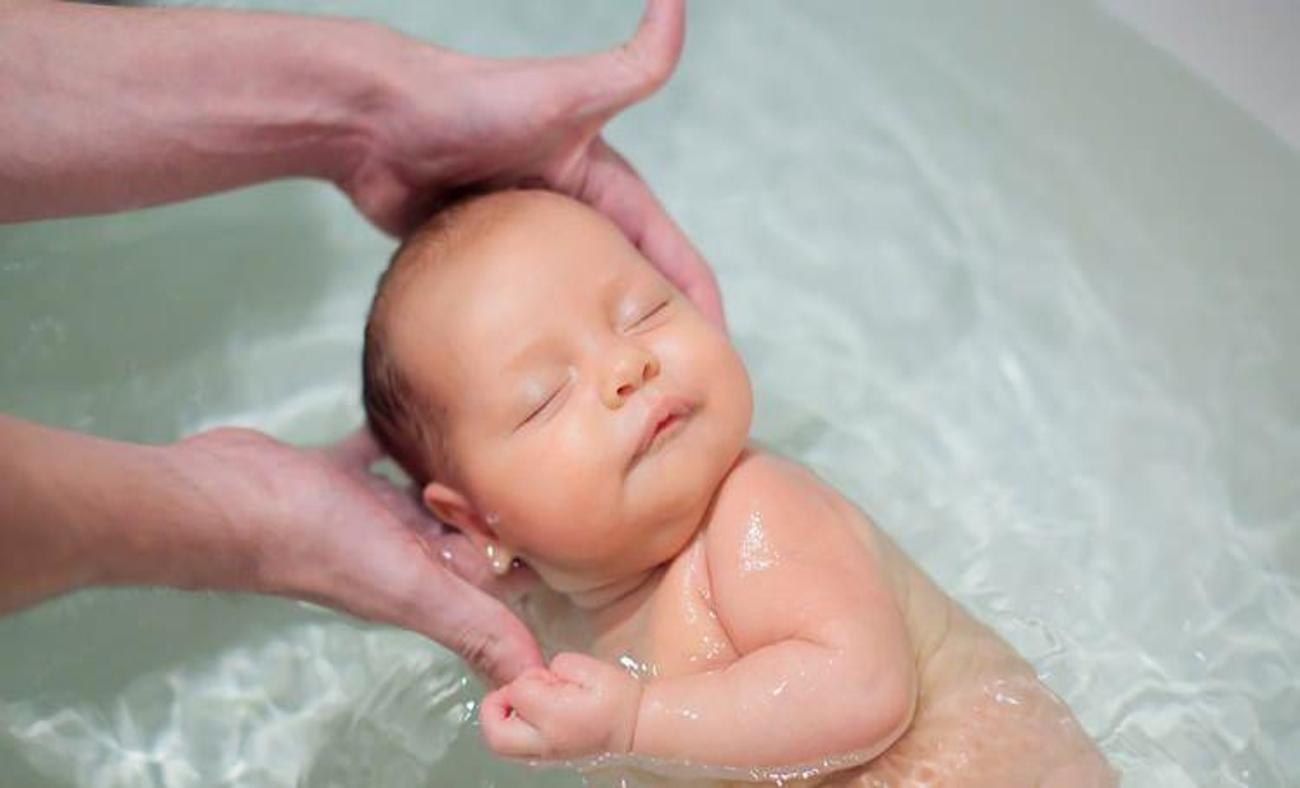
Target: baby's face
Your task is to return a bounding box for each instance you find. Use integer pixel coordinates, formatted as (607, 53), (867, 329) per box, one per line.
(387, 193), (751, 593)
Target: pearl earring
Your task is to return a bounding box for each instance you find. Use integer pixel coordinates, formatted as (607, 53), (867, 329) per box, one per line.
(485, 543), (514, 576)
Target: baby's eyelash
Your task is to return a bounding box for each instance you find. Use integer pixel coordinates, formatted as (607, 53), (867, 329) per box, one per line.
(521, 390), (557, 425)
(632, 300), (670, 326)
(519, 380), (567, 427)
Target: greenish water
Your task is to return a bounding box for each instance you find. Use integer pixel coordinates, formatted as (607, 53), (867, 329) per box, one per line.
(2, 2), (1297, 785)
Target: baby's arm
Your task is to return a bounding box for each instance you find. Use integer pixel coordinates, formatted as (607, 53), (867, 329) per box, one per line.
(627, 464), (916, 769)
(482, 457), (918, 772)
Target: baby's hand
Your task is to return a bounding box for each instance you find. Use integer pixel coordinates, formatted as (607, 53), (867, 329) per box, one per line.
(479, 652), (642, 761)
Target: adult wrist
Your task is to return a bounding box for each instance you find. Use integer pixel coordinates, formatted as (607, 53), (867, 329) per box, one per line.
(311, 21), (464, 205)
(279, 16), (414, 188)
(53, 430), (263, 596)
(134, 435), (267, 594)
(69, 437), (257, 594)
(186, 11), (411, 190)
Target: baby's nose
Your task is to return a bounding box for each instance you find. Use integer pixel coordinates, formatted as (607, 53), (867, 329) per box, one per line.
(602, 347), (660, 408)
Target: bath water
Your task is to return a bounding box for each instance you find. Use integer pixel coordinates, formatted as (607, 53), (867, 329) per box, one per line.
(2, 2), (1297, 785)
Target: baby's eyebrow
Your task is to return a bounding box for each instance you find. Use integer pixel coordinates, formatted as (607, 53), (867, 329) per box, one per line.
(491, 266), (659, 379)
(603, 266), (662, 309)
(496, 332), (569, 379)
(600, 256), (655, 292)
(502, 336), (552, 374)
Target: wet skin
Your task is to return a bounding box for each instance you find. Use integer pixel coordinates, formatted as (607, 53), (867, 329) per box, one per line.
(530, 449), (1112, 787)
(373, 190), (1113, 785)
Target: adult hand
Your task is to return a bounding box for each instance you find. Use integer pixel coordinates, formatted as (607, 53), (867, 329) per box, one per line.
(0, 0), (723, 326)
(341, 0), (723, 325)
(0, 0), (720, 680)
(168, 426), (541, 685)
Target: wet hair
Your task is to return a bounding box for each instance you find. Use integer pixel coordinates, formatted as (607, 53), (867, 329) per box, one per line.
(362, 189), (505, 486)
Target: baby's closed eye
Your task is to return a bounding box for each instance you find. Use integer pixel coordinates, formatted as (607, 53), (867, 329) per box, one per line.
(626, 298), (671, 331)
(516, 371), (573, 428)
(616, 282), (674, 333)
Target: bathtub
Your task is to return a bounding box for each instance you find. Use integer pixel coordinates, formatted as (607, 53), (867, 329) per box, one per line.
(1, 1), (1296, 785)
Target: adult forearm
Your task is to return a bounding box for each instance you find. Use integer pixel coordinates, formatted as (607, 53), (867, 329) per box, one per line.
(0, 0), (397, 222)
(0, 414), (252, 615)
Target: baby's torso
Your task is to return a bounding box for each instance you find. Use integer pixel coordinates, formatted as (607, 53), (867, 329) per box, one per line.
(527, 450), (1109, 786)
(583, 452), (898, 685)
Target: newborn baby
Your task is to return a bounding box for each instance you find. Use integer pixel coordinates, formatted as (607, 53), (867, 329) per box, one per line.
(362, 190), (1113, 786)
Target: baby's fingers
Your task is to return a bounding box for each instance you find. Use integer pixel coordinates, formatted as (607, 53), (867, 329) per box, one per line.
(549, 651), (610, 686)
(508, 668), (581, 720)
(480, 686), (546, 758)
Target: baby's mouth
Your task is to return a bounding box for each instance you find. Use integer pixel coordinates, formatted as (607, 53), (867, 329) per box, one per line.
(631, 397), (695, 465)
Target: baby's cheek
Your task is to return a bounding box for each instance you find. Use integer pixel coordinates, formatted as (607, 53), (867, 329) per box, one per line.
(505, 432), (622, 555)
(700, 340), (754, 437)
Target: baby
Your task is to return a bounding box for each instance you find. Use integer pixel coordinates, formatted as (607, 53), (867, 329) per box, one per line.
(361, 190), (1113, 786)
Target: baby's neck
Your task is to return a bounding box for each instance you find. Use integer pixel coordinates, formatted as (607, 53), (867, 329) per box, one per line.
(521, 560), (674, 660)
(562, 454), (754, 634)
(557, 517), (714, 642)
(565, 564), (665, 611)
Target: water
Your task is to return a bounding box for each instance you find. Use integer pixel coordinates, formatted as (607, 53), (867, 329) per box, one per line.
(2, 1), (1298, 785)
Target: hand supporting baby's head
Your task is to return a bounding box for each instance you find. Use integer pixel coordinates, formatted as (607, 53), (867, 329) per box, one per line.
(363, 190), (752, 599)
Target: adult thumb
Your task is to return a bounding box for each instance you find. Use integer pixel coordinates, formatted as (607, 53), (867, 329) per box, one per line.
(411, 569), (545, 687)
(547, 0), (686, 120)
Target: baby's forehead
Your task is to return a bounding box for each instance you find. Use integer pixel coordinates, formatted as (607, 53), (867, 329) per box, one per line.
(384, 189), (682, 390)
(409, 201), (658, 321)
(390, 205), (650, 372)
(420, 244), (652, 359)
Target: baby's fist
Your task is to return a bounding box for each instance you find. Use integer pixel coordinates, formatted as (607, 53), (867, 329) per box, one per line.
(480, 652), (642, 761)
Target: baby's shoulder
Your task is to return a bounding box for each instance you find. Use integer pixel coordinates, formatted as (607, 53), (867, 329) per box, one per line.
(710, 448), (835, 512)
(701, 449), (891, 629)
(704, 449), (861, 555)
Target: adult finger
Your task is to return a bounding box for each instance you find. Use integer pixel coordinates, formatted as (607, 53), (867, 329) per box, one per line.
(538, 0), (684, 120)
(577, 138), (726, 327)
(320, 426), (385, 468)
(435, 584), (543, 687)
(398, 563), (545, 686)
(345, 157), (426, 238)
(426, 528), (540, 601)
(302, 520), (543, 685)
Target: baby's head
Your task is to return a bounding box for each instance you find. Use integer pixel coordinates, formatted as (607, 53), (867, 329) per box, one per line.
(363, 191), (752, 597)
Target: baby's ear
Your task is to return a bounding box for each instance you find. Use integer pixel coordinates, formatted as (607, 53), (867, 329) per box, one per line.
(422, 482), (491, 543)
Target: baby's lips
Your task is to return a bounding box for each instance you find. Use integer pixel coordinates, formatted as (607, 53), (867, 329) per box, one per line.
(629, 393), (695, 463)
